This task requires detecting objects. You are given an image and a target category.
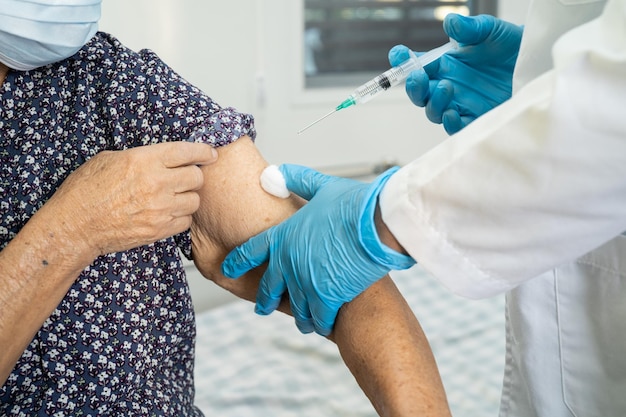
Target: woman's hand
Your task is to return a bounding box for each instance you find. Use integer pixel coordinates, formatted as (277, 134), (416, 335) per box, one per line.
(44, 141), (217, 262)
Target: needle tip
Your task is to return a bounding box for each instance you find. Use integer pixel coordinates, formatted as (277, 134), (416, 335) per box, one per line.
(297, 108), (338, 135)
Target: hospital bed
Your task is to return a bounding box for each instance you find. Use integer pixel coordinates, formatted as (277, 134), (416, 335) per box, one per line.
(193, 264), (505, 416)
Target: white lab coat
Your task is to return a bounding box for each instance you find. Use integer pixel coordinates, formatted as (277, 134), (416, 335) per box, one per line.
(380, 0), (626, 416)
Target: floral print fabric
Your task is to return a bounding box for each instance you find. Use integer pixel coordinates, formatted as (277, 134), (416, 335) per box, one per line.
(0, 32), (255, 416)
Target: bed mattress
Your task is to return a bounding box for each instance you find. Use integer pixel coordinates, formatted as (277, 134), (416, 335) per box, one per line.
(194, 265), (505, 416)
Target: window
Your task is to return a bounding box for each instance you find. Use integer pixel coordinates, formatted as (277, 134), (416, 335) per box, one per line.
(304, 0), (497, 88)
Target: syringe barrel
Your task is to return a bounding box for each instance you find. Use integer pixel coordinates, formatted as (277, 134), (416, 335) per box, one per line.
(351, 54), (421, 105)
(347, 39), (457, 107)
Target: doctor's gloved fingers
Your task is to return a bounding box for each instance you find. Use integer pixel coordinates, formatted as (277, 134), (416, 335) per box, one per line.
(405, 70), (431, 107)
(389, 45), (440, 77)
(442, 110), (463, 135)
(221, 232), (272, 279)
(255, 265), (288, 315)
(442, 111), (474, 135)
(388, 44), (413, 67)
(443, 14), (495, 46)
(278, 164), (333, 201)
(425, 80), (454, 124)
(310, 301), (339, 337)
(295, 317), (316, 335)
(293, 302), (316, 334)
(288, 289), (316, 334)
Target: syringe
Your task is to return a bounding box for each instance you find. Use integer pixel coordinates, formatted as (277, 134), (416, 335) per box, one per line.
(298, 39), (459, 134)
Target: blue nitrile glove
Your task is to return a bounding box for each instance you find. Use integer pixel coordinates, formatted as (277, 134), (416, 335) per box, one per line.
(221, 164), (415, 336)
(389, 14), (523, 135)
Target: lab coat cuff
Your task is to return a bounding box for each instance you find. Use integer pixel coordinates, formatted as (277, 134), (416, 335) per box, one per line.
(359, 167), (417, 271)
(380, 165), (513, 299)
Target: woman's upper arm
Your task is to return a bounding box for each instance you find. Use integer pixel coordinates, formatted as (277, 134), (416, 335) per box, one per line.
(189, 135), (302, 302)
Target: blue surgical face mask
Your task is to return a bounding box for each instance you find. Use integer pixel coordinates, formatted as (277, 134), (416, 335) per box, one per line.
(0, 0), (102, 71)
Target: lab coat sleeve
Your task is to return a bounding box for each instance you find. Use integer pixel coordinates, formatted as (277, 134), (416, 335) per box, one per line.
(379, 0), (626, 298)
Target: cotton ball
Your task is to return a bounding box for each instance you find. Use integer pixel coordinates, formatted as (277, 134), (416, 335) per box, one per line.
(260, 165), (290, 199)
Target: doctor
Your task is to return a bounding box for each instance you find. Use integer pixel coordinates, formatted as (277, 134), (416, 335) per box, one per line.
(223, 0), (626, 416)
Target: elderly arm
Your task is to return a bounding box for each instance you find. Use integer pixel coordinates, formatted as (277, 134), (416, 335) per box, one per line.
(190, 136), (451, 417)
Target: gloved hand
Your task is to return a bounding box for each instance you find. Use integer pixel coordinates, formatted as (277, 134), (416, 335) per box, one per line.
(389, 14), (523, 134)
(221, 164), (415, 336)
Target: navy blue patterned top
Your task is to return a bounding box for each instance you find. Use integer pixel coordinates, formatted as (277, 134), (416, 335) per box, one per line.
(0, 33), (255, 416)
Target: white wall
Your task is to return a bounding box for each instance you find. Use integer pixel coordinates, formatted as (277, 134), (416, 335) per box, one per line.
(499, 1), (532, 24)
(99, 0), (531, 312)
(100, 0), (531, 167)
